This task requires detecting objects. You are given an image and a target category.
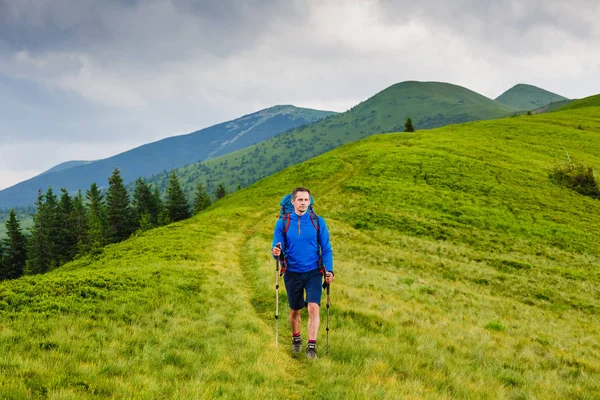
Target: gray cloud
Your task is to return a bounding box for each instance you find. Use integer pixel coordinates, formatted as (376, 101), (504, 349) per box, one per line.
(1, 0), (599, 190)
(0, 0), (309, 61)
(375, 0), (599, 54)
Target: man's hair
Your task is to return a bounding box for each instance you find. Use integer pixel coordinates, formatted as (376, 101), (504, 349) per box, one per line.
(292, 187), (311, 200)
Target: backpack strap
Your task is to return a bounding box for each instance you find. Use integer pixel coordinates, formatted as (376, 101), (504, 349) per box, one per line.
(309, 211), (325, 275)
(283, 212), (292, 235)
(280, 213), (292, 275)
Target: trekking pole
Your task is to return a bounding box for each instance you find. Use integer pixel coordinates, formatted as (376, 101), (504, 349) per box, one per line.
(275, 258), (280, 347)
(275, 244), (282, 347)
(323, 273), (332, 354)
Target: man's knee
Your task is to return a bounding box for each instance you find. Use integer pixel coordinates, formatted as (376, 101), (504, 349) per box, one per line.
(290, 309), (301, 318)
(307, 302), (320, 314)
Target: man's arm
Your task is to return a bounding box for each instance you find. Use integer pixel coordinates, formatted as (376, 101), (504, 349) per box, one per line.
(272, 219), (284, 258)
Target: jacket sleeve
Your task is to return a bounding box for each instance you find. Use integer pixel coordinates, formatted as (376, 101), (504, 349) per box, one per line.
(318, 217), (334, 273)
(272, 219), (284, 260)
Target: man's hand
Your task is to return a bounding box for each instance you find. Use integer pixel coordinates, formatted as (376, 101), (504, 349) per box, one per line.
(272, 243), (282, 257)
(325, 272), (334, 285)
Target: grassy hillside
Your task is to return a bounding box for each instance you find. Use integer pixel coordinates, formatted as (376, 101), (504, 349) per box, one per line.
(495, 84), (568, 111)
(557, 94), (600, 111)
(2, 108), (600, 399)
(532, 99), (573, 114)
(146, 81), (515, 199)
(0, 105), (334, 209)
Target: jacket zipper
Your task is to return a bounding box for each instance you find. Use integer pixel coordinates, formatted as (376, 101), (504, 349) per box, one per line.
(298, 215), (301, 235)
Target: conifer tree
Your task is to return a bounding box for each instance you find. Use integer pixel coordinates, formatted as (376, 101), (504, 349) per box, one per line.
(404, 117), (415, 132)
(0, 247), (4, 280)
(133, 178), (153, 230)
(44, 187), (61, 237)
(166, 170), (191, 222)
(158, 209), (170, 226)
(193, 182), (211, 214)
(45, 187), (61, 266)
(215, 183), (227, 200)
(26, 188), (60, 274)
(71, 190), (88, 254)
(137, 212), (153, 232)
(106, 168), (134, 243)
(58, 188), (78, 263)
(26, 190), (46, 275)
(150, 185), (163, 226)
(1, 209), (27, 280)
(86, 183), (106, 254)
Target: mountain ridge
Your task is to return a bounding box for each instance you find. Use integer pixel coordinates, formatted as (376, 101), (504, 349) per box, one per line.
(0, 105), (335, 209)
(143, 80), (517, 199)
(39, 160), (95, 176)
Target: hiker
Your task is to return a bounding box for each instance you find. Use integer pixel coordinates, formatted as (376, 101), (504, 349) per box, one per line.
(272, 187), (334, 359)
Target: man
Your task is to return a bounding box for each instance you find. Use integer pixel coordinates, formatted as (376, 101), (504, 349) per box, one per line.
(272, 187), (334, 359)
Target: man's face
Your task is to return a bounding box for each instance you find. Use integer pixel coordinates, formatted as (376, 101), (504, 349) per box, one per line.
(292, 191), (310, 214)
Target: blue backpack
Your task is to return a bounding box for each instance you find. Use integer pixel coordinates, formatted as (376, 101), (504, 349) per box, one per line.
(278, 194), (322, 275)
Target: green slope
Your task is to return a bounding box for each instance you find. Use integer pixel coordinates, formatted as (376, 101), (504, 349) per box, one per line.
(145, 81), (515, 198)
(354, 81), (514, 128)
(2, 108), (600, 398)
(496, 83), (568, 111)
(557, 93), (600, 111)
(531, 99), (574, 114)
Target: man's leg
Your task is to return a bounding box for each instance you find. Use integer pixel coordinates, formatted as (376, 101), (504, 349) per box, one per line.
(289, 309), (303, 354)
(305, 269), (324, 358)
(307, 302), (320, 341)
(284, 271), (304, 353)
(290, 309), (301, 334)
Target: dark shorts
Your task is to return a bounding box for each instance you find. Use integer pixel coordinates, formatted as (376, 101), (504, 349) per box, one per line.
(283, 268), (323, 310)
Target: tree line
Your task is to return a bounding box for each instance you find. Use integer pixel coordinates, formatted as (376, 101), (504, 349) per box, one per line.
(0, 168), (228, 281)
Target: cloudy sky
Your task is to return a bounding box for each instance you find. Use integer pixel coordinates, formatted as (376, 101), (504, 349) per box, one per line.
(1, 0), (599, 190)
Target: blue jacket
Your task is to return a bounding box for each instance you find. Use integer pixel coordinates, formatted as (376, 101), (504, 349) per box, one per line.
(272, 212), (333, 274)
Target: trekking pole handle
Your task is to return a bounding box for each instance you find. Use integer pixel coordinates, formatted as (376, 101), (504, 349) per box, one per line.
(322, 271), (332, 289)
(276, 243), (285, 262)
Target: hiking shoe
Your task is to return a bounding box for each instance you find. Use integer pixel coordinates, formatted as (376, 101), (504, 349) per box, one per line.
(306, 343), (317, 359)
(292, 336), (303, 354)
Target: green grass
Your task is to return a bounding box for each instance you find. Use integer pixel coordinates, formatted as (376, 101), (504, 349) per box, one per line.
(2, 107), (600, 399)
(532, 99), (573, 114)
(495, 83), (568, 111)
(558, 94), (600, 111)
(145, 81), (515, 199)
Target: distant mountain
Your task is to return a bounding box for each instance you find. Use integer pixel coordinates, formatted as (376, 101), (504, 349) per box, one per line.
(556, 94), (600, 111)
(0, 105), (335, 209)
(144, 81), (516, 198)
(39, 160), (95, 176)
(353, 81), (514, 129)
(496, 84), (568, 111)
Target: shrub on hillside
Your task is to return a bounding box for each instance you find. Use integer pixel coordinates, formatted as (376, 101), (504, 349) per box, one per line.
(404, 117), (415, 132)
(550, 155), (600, 199)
